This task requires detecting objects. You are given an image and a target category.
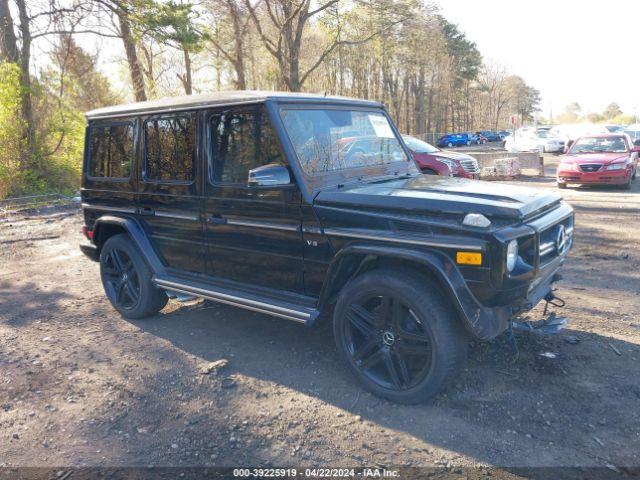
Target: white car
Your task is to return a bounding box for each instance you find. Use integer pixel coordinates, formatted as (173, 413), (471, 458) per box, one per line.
(549, 123), (609, 146)
(504, 129), (565, 153)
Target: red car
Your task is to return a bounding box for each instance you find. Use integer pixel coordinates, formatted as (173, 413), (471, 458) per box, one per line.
(403, 135), (480, 179)
(556, 134), (639, 189)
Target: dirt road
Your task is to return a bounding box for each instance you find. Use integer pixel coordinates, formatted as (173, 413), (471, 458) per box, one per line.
(1, 161), (639, 476)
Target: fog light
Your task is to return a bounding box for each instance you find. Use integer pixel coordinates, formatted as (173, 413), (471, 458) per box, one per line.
(506, 240), (518, 272)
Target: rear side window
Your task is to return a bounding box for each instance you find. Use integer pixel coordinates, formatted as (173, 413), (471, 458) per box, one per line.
(88, 123), (133, 179)
(144, 115), (196, 182)
(210, 107), (284, 184)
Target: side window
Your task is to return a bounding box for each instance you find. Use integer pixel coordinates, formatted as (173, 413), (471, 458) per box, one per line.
(88, 123), (133, 179)
(144, 114), (196, 182)
(210, 107), (285, 184)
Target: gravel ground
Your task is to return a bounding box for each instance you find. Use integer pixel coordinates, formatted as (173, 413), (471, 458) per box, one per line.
(1, 156), (639, 478)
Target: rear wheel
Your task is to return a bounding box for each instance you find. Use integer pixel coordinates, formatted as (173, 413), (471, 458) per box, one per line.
(447, 142), (453, 148)
(100, 234), (168, 319)
(333, 269), (468, 404)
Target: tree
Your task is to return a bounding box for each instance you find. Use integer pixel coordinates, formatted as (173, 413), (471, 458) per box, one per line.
(143, 1), (208, 95)
(603, 102), (622, 121)
(206, 0), (251, 89)
(558, 102), (582, 123)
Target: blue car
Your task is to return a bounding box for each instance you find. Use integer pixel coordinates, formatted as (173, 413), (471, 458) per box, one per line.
(436, 133), (471, 148)
(476, 130), (502, 142)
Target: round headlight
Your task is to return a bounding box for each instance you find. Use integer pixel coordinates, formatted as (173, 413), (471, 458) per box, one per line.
(506, 240), (518, 272)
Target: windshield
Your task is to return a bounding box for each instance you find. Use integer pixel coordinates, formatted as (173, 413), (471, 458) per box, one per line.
(280, 108), (410, 175)
(570, 136), (628, 154)
(402, 135), (439, 154)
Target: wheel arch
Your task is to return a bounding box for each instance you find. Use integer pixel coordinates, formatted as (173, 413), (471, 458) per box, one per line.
(93, 215), (166, 276)
(319, 244), (509, 340)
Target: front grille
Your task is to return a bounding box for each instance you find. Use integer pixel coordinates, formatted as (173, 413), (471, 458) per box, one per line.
(459, 158), (479, 174)
(538, 216), (574, 265)
(579, 163), (602, 172)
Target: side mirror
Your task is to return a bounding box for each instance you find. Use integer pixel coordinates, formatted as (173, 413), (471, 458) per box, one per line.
(247, 163), (292, 187)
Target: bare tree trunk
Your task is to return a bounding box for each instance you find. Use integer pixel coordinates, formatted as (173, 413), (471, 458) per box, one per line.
(0, 0), (18, 62)
(228, 0), (247, 89)
(181, 48), (192, 95)
(118, 11), (147, 102)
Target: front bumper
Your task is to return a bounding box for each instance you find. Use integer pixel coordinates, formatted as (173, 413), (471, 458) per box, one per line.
(557, 167), (630, 185)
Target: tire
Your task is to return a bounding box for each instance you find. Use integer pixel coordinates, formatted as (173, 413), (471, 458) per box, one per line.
(557, 182), (567, 189)
(421, 168), (437, 175)
(621, 176), (632, 190)
(99, 234), (168, 319)
(466, 140), (471, 146)
(333, 268), (468, 404)
(447, 142), (453, 148)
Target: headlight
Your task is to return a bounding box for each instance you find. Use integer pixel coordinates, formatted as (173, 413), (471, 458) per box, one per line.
(559, 162), (576, 171)
(436, 158), (456, 170)
(506, 240), (518, 272)
(605, 163), (624, 170)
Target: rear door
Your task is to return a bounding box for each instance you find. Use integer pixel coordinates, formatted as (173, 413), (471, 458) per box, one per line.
(203, 104), (305, 293)
(137, 112), (205, 274)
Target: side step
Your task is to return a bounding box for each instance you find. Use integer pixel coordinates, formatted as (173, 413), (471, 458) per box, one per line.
(153, 275), (320, 325)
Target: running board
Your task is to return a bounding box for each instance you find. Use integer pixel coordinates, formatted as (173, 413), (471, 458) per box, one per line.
(153, 275), (319, 325)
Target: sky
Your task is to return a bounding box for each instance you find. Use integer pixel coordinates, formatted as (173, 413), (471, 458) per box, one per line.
(437, 0), (640, 119)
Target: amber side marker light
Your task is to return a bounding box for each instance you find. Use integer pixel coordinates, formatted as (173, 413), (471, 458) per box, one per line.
(456, 251), (482, 265)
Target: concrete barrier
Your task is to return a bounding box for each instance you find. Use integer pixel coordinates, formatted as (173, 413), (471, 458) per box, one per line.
(465, 151), (543, 178)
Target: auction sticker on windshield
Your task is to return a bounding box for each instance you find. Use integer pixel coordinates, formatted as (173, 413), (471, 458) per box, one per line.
(368, 114), (395, 138)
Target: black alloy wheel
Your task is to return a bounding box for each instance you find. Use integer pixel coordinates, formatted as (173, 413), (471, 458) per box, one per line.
(99, 234), (168, 319)
(333, 269), (468, 403)
(102, 247), (140, 311)
(343, 295), (434, 391)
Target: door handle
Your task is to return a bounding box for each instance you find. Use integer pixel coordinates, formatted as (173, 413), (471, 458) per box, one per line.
(139, 207), (155, 216)
(207, 215), (227, 225)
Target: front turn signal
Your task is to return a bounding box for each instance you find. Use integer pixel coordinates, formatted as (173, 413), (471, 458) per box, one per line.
(456, 251), (482, 266)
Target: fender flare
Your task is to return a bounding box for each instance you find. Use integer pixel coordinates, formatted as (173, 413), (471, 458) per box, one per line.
(320, 244), (510, 341)
(93, 215), (166, 276)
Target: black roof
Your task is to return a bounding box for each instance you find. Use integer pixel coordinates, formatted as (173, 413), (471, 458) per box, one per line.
(85, 90), (383, 120)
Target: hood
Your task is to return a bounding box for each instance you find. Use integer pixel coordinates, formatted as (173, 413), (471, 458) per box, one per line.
(314, 175), (562, 221)
(562, 152), (629, 164)
(434, 150), (476, 163)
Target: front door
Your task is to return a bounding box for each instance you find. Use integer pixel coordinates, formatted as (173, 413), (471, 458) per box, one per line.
(203, 105), (304, 293)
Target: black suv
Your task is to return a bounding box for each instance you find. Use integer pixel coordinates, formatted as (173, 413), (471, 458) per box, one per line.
(80, 91), (574, 403)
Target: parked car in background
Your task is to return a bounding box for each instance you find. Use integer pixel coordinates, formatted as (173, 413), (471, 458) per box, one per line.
(403, 135), (479, 179)
(476, 130), (502, 142)
(624, 124), (640, 142)
(402, 135), (452, 176)
(549, 123), (609, 148)
(436, 133), (471, 148)
(556, 134), (639, 189)
(604, 124), (626, 133)
(505, 128), (565, 153)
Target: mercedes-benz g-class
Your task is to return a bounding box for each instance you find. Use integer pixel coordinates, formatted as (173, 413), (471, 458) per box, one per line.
(80, 91), (574, 403)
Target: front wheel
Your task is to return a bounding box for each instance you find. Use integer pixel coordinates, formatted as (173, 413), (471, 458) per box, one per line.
(333, 269), (468, 404)
(100, 234), (168, 319)
(447, 142), (453, 148)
